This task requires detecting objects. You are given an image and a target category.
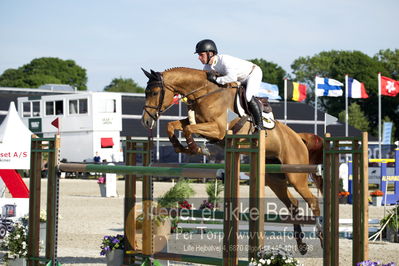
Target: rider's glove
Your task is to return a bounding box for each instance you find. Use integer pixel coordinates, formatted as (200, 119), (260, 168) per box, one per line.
(206, 72), (218, 84)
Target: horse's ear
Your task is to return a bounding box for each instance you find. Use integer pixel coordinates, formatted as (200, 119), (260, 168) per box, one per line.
(141, 68), (153, 80)
(150, 69), (161, 80)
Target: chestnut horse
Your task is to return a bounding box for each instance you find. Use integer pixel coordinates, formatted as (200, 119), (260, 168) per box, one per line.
(141, 67), (322, 254)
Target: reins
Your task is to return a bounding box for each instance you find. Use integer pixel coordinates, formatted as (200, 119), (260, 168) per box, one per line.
(193, 87), (226, 102)
(173, 81), (238, 104)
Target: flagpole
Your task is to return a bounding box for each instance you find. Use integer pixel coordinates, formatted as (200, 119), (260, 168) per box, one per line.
(378, 72), (382, 160)
(314, 76), (318, 135)
(284, 78), (287, 124)
(379, 73), (387, 220)
(178, 99), (182, 163)
(345, 74), (348, 137)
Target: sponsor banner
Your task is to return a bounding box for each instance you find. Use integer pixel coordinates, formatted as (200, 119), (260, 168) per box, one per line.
(0, 142), (31, 169)
(382, 176), (399, 182)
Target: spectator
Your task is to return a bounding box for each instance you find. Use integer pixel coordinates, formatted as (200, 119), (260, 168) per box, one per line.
(93, 152), (101, 164)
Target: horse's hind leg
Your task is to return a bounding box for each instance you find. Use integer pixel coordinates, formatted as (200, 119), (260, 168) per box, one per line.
(266, 175), (308, 255)
(287, 173), (323, 246)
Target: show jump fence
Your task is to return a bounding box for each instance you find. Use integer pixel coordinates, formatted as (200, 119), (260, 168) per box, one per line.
(323, 133), (369, 266)
(26, 131), (369, 266)
(27, 136), (61, 266)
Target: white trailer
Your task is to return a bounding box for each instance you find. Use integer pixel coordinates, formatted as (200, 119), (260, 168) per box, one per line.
(17, 92), (123, 163)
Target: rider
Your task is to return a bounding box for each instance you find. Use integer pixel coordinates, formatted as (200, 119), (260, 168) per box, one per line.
(194, 39), (266, 130)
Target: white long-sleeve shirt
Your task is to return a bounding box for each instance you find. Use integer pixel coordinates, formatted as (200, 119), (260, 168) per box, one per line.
(203, 54), (255, 85)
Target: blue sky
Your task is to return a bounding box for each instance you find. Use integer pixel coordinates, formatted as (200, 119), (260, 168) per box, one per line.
(1, 0), (398, 91)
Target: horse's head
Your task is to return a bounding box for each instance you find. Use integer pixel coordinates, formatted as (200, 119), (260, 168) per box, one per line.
(141, 68), (175, 129)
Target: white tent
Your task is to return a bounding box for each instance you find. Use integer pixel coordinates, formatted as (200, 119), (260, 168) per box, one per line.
(0, 102), (33, 169)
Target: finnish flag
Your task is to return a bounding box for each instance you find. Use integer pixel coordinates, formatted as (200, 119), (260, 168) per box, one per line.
(315, 77), (343, 97)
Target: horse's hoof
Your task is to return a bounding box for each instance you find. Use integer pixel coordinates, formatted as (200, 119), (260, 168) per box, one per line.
(298, 242), (308, 255)
(200, 146), (211, 157)
(174, 147), (189, 154)
(317, 231), (324, 248)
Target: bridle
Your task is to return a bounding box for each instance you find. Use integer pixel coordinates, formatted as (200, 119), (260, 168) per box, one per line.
(143, 74), (169, 121)
(143, 72), (229, 121)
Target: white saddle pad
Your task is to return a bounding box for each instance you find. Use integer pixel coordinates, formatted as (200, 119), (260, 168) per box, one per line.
(262, 112), (275, 129)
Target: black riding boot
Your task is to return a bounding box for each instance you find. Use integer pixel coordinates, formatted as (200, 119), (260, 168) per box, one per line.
(248, 97), (266, 130)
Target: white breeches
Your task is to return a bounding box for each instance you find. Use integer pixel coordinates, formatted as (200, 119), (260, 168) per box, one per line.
(245, 65), (262, 102)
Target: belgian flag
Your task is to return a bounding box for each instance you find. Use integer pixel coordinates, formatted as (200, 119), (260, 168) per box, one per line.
(286, 80), (307, 102)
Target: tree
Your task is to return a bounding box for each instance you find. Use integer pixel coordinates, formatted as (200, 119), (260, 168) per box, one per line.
(104, 78), (144, 93)
(0, 57), (87, 90)
(338, 102), (369, 132)
(374, 49), (399, 80)
(250, 58), (287, 96)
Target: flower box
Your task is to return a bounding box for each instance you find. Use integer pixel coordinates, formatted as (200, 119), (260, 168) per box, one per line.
(370, 190), (384, 206)
(339, 196), (348, 204)
(106, 249), (123, 266)
(98, 183), (106, 197)
(338, 191), (350, 204)
(371, 195), (383, 206)
(40, 222), (46, 244)
(39, 222), (46, 255)
(7, 258), (26, 266)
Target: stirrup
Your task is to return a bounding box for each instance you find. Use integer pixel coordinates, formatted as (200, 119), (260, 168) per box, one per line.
(254, 124), (266, 130)
(253, 123), (267, 133)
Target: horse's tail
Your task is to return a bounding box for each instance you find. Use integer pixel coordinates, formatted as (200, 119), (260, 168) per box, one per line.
(298, 133), (324, 194)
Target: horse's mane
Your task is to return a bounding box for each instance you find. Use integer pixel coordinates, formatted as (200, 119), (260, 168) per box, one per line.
(163, 67), (206, 84)
(164, 67), (204, 74)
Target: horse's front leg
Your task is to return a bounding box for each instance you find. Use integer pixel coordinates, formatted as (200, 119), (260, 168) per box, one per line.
(167, 119), (192, 154)
(183, 121), (225, 156)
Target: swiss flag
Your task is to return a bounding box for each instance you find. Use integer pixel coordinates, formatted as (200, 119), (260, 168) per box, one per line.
(51, 117), (59, 129)
(381, 76), (399, 97)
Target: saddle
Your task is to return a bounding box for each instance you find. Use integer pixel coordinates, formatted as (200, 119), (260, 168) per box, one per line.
(232, 83), (275, 132)
(236, 85), (273, 114)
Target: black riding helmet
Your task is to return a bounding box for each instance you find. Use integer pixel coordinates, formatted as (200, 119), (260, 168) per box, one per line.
(195, 39), (218, 64)
(195, 39), (218, 54)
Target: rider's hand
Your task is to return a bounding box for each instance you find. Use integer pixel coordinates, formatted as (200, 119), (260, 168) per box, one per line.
(206, 72), (218, 84)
